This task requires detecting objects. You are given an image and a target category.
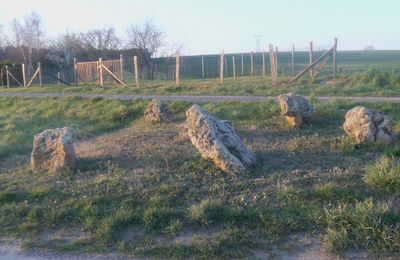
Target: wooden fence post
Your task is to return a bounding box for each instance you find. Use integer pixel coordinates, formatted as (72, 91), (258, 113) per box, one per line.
(134, 56), (139, 87)
(291, 44), (295, 74)
(333, 38), (338, 78)
(232, 56), (236, 78)
(220, 50), (224, 84)
(262, 49), (266, 78)
(309, 41), (313, 77)
(275, 47), (278, 79)
(269, 44), (276, 84)
(201, 56), (205, 80)
(57, 72), (61, 85)
(99, 58), (104, 86)
(38, 63), (42, 87)
(175, 51), (180, 86)
(22, 63), (26, 87)
(120, 54), (124, 81)
(73, 58), (77, 85)
(5, 66), (10, 88)
(250, 51), (254, 77)
(241, 54), (244, 77)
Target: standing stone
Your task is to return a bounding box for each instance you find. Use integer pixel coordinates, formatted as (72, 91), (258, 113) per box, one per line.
(144, 100), (174, 123)
(185, 105), (256, 174)
(31, 127), (76, 171)
(343, 106), (397, 144)
(278, 93), (315, 128)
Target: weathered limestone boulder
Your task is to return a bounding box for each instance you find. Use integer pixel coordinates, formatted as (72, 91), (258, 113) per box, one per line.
(178, 120), (233, 143)
(185, 105), (256, 174)
(343, 106), (397, 144)
(31, 127), (76, 171)
(278, 93), (315, 128)
(144, 100), (174, 123)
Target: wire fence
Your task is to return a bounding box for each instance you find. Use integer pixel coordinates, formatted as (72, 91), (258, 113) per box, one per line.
(1, 50), (400, 87)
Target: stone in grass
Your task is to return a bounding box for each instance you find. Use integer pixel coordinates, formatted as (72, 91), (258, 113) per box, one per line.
(31, 127), (76, 172)
(144, 100), (174, 124)
(185, 104), (256, 174)
(343, 106), (397, 144)
(278, 93), (315, 128)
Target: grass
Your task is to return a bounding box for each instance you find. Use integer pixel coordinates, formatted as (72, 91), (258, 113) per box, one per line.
(364, 155), (400, 194)
(1, 69), (400, 98)
(1, 97), (400, 257)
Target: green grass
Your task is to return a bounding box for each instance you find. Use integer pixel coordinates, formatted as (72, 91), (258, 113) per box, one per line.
(1, 97), (400, 257)
(323, 199), (400, 253)
(1, 70), (400, 98)
(364, 155), (400, 194)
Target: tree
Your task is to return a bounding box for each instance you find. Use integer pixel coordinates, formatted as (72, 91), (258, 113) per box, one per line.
(364, 45), (375, 51)
(47, 32), (85, 69)
(81, 27), (121, 59)
(7, 12), (45, 76)
(126, 19), (165, 78)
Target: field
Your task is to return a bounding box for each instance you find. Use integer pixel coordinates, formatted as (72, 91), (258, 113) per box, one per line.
(1, 96), (400, 258)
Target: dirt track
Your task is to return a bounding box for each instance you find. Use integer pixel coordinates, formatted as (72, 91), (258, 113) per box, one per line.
(1, 92), (400, 103)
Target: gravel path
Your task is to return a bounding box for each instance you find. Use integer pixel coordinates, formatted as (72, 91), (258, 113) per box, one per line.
(1, 92), (400, 103)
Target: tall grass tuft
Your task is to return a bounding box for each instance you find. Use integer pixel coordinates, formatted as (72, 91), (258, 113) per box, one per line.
(364, 156), (400, 194)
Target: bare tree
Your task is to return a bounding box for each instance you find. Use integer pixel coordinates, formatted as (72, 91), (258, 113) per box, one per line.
(126, 19), (165, 78)
(47, 32), (85, 69)
(81, 27), (121, 59)
(7, 12), (44, 76)
(159, 43), (184, 80)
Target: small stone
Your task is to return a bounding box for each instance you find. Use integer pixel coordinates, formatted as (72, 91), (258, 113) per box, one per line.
(343, 106), (397, 144)
(31, 127), (76, 172)
(278, 93), (315, 128)
(185, 105), (256, 174)
(144, 100), (174, 124)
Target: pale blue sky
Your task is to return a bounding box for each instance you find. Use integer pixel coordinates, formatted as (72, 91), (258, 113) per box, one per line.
(0, 0), (399, 54)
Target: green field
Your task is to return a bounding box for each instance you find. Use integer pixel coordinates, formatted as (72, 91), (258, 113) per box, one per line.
(1, 97), (400, 258)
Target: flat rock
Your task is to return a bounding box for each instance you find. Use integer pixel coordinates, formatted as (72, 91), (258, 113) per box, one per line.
(343, 106), (397, 144)
(144, 100), (174, 123)
(278, 93), (315, 128)
(185, 104), (256, 174)
(31, 127), (76, 171)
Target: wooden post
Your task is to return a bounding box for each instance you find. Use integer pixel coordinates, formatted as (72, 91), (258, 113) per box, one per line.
(99, 58), (104, 86)
(250, 51), (254, 77)
(241, 54), (244, 77)
(38, 63), (42, 87)
(134, 56), (139, 87)
(262, 49), (266, 78)
(201, 56), (205, 80)
(333, 38), (338, 78)
(309, 41), (313, 77)
(73, 58), (77, 85)
(220, 50), (224, 84)
(274, 47), (278, 78)
(269, 44), (276, 84)
(120, 54), (124, 81)
(22, 63), (26, 87)
(57, 72), (61, 85)
(232, 56), (236, 78)
(291, 44), (295, 74)
(175, 51), (180, 86)
(5, 66), (10, 88)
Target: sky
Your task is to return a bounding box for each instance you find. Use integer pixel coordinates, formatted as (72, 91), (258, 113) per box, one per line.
(0, 0), (399, 55)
